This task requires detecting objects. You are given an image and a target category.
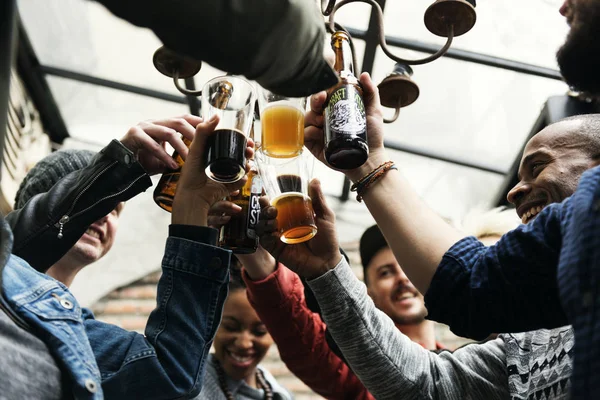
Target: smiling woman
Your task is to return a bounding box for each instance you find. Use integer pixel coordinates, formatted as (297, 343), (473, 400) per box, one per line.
(194, 261), (293, 400)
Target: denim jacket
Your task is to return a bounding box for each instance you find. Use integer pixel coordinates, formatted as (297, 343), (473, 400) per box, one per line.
(1, 219), (231, 399)
(0, 139), (232, 399)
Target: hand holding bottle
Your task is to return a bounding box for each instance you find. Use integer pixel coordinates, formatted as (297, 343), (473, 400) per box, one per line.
(305, 72), (388, 182)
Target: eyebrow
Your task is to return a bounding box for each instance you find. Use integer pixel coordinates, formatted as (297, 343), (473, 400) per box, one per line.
(518, 150), (553, 180)
(376, 263), (395, 273)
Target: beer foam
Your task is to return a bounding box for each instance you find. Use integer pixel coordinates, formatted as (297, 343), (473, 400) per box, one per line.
(271, 192), (308, 204)
(262, 101), (305, 114)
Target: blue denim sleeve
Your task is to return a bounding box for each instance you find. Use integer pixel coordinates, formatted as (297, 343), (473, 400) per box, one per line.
(84, 237), (230, 399)
(424, 200), (570, 340)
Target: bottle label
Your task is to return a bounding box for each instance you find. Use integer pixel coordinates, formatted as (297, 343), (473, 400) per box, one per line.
(325, 85), (367, 138)
(247, 175), (262, 238)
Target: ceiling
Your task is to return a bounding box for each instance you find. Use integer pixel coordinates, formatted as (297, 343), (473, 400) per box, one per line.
(15, 0), (572, 303)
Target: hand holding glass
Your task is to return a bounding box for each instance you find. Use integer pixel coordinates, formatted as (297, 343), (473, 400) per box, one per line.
(202, 76), (255, 183)
(256, 149), (317, 244)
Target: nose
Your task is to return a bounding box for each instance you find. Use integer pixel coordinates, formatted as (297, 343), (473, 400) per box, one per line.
(396, 266), (410, 285)
(506, 181), (531, 205)
(234, 332), (253, 350)
(559, 0), (568, 16)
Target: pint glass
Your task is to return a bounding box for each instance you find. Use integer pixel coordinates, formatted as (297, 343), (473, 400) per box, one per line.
(258, 88), (306, 158)
(256, 149), (317, 244)
(202, 76), (256, 183)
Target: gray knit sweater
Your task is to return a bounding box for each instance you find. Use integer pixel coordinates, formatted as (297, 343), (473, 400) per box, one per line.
(194, 354), (293, 400)
(308, 259), (573, 400)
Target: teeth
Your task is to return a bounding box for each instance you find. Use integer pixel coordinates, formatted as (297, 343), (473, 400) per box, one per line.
(86, 229), (100, 239)
(394, 293), (414, 301)
(522, 205), (546, 224)
(229, 352), (253, 363)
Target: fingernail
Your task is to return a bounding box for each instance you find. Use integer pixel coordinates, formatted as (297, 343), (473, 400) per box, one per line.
(208, 114), (218, 123)
(232, 204), (242, 211)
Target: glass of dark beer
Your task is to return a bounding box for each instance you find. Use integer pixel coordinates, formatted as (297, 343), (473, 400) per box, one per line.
(256, 149), (317, 244)
(202, 76), (256, 183)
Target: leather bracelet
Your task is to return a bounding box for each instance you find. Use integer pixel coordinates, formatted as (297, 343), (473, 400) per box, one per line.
(350, 161), (397, 202)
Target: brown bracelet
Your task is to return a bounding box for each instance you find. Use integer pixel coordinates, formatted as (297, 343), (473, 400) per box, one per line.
(350, 161), (397, 202)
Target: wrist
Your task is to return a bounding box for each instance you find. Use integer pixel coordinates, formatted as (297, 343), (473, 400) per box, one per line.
(238, 248), (277, 281)
(171, 195), (210, 226)
(305, 253), (343, 280)
(346, 150), (389, 182)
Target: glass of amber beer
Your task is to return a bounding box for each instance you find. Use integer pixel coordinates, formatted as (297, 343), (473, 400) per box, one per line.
(202, 76), (256, 183)
(258, 88), (306, 158)
(256, 149), (317, 244)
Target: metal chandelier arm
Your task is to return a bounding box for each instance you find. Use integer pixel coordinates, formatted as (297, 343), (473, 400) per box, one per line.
(327, 0), (455, 66)
(172, 70), (203, 96)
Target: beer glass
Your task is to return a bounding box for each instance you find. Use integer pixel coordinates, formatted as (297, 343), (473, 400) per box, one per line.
(258, 88), (306, 158)
(202, 76), (256, 183)
(256, 149), (317, 244)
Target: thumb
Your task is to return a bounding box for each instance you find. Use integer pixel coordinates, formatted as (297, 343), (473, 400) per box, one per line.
(308, 179), (334, 222)
(186, 115), (220, 169)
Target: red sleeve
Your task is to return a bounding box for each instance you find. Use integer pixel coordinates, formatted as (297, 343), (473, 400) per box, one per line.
(244, 264), (374, 400)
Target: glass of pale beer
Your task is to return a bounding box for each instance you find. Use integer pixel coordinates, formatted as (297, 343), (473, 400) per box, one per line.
(258, 88), (306, 158)
(202, 76), (256, 183)
(256, 149), (317, 244)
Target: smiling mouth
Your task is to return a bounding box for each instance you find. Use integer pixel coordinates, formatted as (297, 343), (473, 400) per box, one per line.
(227, 351), (255, 366)
(84, 228), (102, 240)
(521, 204), (546, 224)
(392, 292), (416, 302)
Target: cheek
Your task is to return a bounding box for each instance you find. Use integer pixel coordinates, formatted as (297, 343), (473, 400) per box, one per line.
(255, 337), (274, 355)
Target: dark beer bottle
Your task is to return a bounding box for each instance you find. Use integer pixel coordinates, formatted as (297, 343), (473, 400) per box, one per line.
(324, 31), (369, 170)
(153, 81), (233, 212)
(219, 157), (261, 254)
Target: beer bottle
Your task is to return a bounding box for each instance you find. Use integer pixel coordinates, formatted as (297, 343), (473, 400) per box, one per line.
(219, 147), (262, 253)
(324, 31), (369, 170)
(153, 81), (233, 212)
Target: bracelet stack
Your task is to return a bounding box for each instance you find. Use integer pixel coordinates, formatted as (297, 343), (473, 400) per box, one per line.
(350, 161), (397, 202)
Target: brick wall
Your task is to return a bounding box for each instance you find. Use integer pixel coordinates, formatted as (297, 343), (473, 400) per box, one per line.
(91, 241), (471, 398)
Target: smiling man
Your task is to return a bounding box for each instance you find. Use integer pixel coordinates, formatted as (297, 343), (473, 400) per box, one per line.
(360, 225), (444, 351)
(507, 115), (600, 225)
(13, 149), (125, 288)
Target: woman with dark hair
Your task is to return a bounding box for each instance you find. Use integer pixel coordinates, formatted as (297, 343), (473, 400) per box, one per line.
(195, 260), (292, 400)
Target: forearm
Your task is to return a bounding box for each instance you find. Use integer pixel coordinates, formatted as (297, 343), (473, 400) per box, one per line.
(346, 154), (464, 293)
(238, 246), (277, 280)
(244, 265), (371, 400)
(308, 259), (508, 400)
(91, 235), (230, 399)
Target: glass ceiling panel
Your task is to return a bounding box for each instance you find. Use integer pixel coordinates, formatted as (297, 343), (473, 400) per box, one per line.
(382, 0), (568, 69)
(46, 77), (189, 147)
(18, 0), (226, 96)
(370, 47), (568, 172)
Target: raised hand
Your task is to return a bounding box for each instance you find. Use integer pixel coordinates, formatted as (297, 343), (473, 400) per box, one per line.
(304, 72), (388, 181)
(171, 116), (254, 227)
(257, 179), (342, 280)
(120, 115), (204, 176)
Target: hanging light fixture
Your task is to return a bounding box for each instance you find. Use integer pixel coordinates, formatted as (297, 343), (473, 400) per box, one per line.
(152, 46), (203, 96)
(323, 0), (476, 122)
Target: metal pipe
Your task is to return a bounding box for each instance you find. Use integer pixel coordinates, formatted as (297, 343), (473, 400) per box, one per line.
(346, 27), (563, 81)
(40, 65), (188, 104)
(183, 77), (201, 116)
(384, 139), (506, 175)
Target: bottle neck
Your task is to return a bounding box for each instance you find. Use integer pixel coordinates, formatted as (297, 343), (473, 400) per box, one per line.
(333, 38), (354, 77)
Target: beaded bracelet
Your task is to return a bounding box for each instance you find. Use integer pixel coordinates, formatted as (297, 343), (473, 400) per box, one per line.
(350, 161), (397, 202)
